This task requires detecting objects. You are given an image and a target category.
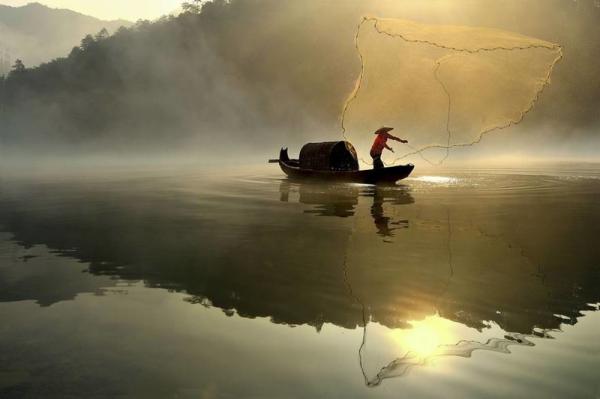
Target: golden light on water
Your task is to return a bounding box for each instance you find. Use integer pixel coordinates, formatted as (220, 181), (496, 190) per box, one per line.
(389, 316), (456, 358)
(411, 176), (459, 184)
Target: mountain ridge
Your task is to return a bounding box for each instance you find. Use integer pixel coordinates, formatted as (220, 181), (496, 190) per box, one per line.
(0, 2), (131, 27)
(0, 2), (132, 73)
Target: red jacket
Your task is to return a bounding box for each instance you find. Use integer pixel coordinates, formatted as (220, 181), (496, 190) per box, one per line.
(371, 133), (392, 156)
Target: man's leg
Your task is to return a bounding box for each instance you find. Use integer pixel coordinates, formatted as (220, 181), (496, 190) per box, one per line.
(372, 154), (384, 169)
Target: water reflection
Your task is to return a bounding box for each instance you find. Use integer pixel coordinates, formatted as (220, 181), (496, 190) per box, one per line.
(0, 173), (599, 387)
(370, 189), (410, 239)
(279, 180), (360, 217)
(279, 181), (413, 239)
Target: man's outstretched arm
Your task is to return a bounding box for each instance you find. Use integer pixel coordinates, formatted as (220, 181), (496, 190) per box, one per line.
(389, 133), (408, 144)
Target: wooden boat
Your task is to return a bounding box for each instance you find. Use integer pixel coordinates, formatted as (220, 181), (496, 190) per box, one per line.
(270, 142), (414, 184)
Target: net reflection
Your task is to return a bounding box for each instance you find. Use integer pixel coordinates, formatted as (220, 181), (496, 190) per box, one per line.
(364, 329), (535, 387)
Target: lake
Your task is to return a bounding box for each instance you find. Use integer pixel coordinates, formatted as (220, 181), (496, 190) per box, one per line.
(0, 164), (599, 398)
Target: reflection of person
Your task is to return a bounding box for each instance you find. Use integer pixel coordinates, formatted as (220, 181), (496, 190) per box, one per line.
(370, 127), (408, 169)
(371, 189), (409, 238)
(371, 190), (392, 237)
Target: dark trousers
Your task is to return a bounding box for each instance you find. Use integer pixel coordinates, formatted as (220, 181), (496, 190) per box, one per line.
(371, 152), (384, 169)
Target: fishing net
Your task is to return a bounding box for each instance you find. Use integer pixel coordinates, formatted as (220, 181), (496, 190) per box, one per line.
(340, 17), (563, 165)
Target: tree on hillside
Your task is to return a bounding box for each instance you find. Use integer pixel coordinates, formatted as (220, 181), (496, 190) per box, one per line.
(10, 59), (25, 74)
(182, 0), (203, 14)
(95, 28), (110, 41)
(80, 34), (95, 50)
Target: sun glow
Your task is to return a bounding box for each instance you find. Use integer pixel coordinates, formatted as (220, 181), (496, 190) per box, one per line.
(2, 0), (183, 21)
(389, 316), (455, 358)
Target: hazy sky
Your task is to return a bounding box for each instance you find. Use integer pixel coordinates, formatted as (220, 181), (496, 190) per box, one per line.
(1, 0), (183, 21)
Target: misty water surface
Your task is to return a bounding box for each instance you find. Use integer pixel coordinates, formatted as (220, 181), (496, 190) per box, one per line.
(0, 165), (599, 398)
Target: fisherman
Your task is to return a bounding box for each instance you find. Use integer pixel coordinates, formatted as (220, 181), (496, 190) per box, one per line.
(370, 127), (408, 169)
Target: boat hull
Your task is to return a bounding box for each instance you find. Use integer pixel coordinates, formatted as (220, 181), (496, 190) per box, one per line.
(279, 161), (414, 185)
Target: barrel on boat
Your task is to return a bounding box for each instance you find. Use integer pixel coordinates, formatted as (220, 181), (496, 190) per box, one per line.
(299, 141), (359, 172)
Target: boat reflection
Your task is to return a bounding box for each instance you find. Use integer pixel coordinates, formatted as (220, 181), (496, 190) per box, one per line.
(279, 180), (360, 218)
(279, 181), (413, 239)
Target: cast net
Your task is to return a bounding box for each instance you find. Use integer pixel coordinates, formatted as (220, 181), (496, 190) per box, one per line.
(340, 17), (563, 165)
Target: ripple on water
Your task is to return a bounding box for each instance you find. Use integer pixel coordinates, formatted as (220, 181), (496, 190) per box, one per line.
(405, 172), (600, 199)
(408, 176), (460, 185)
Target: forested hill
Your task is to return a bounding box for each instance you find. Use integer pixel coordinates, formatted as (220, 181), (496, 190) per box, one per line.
(0, 0), (599, 157)
(0, 2), (131, 72)
(0, 0), (359, 155)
